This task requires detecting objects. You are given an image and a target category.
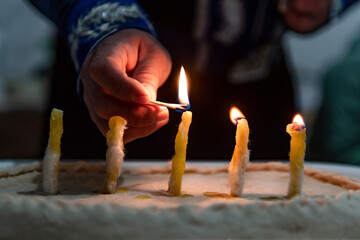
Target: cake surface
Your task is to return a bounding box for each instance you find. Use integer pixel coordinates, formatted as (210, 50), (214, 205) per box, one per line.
(1, 160), (360, 239)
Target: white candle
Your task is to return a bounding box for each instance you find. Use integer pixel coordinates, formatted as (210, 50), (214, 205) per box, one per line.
(42, 108), (63, 195)
(104, 116), (127, 194)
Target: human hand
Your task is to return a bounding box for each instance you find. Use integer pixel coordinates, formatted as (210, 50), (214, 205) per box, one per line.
(80, 29), (172, 143)
(279, 0), (331, 33)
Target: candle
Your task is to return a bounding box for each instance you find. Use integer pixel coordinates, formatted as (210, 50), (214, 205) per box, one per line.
(42, 108), (63, 194)
(167, 67), (192, 196)
(104, 116), (127, 194)
(228, 107), (250, 197)
(167, 111), (192, 196)
(286, 114), (306, 198)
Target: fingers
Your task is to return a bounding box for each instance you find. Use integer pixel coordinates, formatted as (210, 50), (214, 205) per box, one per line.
(88, 107), (168, 143)
(83, 74), (169, 142)
(133, 36), (172, 100)
(85, 29), (171, 104)
(84, 78), (169, 127)
(80, 29), (172, 143)
(132, 56), (171, 101)
(88, 53), (151, 104)
(123, 118), (169, 144)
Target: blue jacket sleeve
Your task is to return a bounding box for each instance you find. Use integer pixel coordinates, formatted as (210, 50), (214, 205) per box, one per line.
(29, 0), (155, 72)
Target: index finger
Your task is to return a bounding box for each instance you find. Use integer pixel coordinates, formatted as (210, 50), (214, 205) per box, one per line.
(89, 56), (150, 104)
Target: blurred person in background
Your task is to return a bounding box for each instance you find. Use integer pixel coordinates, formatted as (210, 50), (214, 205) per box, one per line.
(309, 36), (360, 165)
(27, 0), (358, 160)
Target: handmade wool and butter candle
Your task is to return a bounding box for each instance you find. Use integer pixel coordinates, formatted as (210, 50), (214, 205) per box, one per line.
(168, 67), (192, 196)
(104, 116), (127, 194)
(286, 114), (306, 198)
(42, 108), (63, 195)
(228, 107), (250, 197)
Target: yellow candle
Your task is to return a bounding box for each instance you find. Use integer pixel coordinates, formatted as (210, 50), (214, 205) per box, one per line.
(48, 108), (63, 154)
(228, 107), (250, 197)
(286, 114), (306, 198)
(167, 111), (192, 196)
(42, 108), (63, 194)
(104, 116), (127, 194)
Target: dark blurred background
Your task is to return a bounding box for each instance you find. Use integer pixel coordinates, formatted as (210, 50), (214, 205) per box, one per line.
(1, 0), (360, 160)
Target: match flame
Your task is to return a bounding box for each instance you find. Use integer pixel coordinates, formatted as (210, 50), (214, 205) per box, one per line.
(230, 107), (245, 125)
(178, 66), (189, 106)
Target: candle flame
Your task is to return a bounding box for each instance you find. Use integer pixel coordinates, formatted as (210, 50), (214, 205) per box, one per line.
(230, 107), (245, 125)
(178, 66), (189, 106)
(292, 114), (304, 125)
(292, 114), (305, 130)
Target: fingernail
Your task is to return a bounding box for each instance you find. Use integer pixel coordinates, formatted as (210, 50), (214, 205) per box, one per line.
(143, 84), (156, 101)
(133, 94), (149, 104)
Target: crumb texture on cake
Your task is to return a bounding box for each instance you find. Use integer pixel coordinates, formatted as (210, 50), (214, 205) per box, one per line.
(0, 161), (360, 239)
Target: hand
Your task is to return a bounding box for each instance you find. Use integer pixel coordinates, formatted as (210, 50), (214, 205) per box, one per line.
(80, 29), (172, 143)
(279, 0), (331, 33)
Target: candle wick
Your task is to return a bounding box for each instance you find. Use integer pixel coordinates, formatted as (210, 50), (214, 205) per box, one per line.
(235, 117), (245, 125)
(292, 123), (305, 131)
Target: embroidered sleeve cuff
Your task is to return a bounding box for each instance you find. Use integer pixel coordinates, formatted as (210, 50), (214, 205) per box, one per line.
(67, 0), (155, 71)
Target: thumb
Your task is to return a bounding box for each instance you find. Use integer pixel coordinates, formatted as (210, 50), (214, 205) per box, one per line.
(131, 37), (171, 101)
(132, 66), (161, 102)
(143, 82), (157, 101)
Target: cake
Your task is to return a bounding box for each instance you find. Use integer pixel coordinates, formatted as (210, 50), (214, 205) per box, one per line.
(1, 160), (360, 239)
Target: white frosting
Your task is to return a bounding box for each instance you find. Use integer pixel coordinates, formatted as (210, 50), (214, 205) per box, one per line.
(0, 161), (41, 177)
(0, 161), (360, 239)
